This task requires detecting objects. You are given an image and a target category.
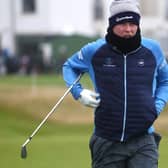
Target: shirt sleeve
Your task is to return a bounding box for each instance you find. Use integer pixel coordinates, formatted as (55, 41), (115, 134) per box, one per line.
(62, 43), (94, 99)
(62, 38), (105, 99)
(155, 46), (168, 114)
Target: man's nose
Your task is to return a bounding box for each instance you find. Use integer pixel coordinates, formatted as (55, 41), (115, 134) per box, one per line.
(124, 23), (132, 31)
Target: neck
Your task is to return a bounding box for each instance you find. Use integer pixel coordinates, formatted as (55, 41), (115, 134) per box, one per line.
(105, 27), (141, 54)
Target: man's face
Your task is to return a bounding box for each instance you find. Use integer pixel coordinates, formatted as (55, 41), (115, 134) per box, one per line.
(113, 22), (138, 38)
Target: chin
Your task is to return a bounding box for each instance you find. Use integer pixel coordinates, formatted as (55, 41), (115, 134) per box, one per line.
(124, 35), (134, 38)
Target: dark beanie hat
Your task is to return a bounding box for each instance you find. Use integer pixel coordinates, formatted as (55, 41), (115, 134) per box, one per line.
(109, 0), (141, 27)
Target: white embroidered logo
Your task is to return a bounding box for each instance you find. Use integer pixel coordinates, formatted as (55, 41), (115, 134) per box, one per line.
(78, 51), (83, 60)
(137, 59), (145, 67)
(116, 16), (133, 22)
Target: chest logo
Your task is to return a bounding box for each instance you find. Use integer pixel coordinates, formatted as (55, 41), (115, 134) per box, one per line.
(137, 59), (145, 67)
(103, 57), (117, 67)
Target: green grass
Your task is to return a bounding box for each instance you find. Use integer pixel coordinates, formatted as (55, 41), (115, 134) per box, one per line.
(1, 135), (92, 168)
(0, 75), (93, 168)
(159, 138), (168, 168)
(0, 74), (63, 86)
(0, 74), (92, 87)
(0, 104), (92, 168)
(0, 75), (167, 168)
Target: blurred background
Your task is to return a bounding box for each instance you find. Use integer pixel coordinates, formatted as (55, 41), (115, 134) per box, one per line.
(0, 0), (168, 75)
(0, 0), (168, 168)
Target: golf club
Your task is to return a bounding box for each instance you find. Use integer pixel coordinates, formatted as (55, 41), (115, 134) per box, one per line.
(20, 74), (82, 159)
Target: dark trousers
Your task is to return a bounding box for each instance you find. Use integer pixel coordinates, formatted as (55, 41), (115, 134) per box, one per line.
(89, 133), (161, 168)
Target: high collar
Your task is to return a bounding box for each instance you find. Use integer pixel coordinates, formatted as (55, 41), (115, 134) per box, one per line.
(105, 27), (141, 54)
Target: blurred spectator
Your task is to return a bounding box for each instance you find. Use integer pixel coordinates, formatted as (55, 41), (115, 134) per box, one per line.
(5, 56), (19, 74)
(19, 54), (30, 75)
(0, 48), (7, 75)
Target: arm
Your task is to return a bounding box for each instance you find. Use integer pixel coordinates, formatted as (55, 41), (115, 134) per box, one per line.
(62, 47), (91, 100)
(143, 38), (168, 114)
(62, 39), (105, 100)
(155, 57), (168, 114)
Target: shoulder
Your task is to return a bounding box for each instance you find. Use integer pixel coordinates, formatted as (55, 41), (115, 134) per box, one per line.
(141, 37), (165, 65)
(87, 38), (106, 46)
(141, 37), (162, 52)
(81, 38), (106, 55)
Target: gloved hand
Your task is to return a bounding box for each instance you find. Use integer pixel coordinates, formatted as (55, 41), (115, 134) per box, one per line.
(78, 89), (100, 108)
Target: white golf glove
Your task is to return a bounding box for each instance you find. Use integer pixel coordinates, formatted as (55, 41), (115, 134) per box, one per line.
(78, 89), (100, 108)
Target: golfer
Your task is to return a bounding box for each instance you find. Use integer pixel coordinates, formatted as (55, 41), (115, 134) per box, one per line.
(62, 0), (168, 167)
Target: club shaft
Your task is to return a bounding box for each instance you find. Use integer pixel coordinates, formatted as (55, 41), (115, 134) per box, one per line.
(22, 74), (82, 147)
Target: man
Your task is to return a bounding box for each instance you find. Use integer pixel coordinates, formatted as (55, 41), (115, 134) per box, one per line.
(62, 0), (168, 167)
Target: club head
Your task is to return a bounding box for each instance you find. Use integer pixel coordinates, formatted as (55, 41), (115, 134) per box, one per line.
(21, 146), (27, 159)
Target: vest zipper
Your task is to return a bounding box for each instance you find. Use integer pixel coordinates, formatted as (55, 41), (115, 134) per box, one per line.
(121, 54), (127, 142)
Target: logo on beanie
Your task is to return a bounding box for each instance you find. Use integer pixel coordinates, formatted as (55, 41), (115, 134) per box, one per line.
(116, 16), (133, 22)
(109, 12), (140, 27)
